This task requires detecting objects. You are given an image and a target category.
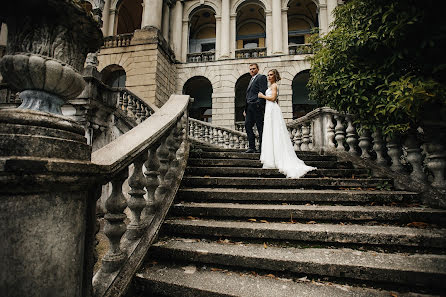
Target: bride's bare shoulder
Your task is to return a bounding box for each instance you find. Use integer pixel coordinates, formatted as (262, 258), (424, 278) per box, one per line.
(271, 83), (278, 90)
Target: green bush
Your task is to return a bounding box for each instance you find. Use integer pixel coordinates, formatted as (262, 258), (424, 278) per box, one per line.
(308, 0), (446, 136)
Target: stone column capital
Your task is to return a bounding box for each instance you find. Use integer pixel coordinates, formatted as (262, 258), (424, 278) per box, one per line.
(281, 8), (288, 13)
(215, 15), (222, 20)
(230, 13), (237, 19)
(265, 10), (272, 16)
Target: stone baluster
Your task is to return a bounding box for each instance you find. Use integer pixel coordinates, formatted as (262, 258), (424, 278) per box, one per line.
(117, 92), (123, 110)
(126, 153), (148, 240)
(154, 135), (170, 207)
(334, 115), (346, 151)
(204, 126), (210, 143)
(326, 114), (336, 150)
(301, 123), (310, 151)
(229, 133), (235, 148)
(189, 121), (194, 138)
(164, 126), (181, 181)
(358, 129), (372, 159)
(101, 169), (128, 273)
(372, 130), (388, 166)
(386, 135), (404, 172)
(424, 136), (446, 189)
(122, 92), (129, 112)
(127, 96), (135, 117)
(145, 107), (151, 120)
(291, 129), (297, 151)
(143, 143), (160, 220)
(308, 124), (314, 150)
(404, 133), (426, 182)
(345, 116), (358, 154)
(295, 126), (302, 151)
(224, 131), (230, 148)
(216, 129), (223, 147)
(239, 136), (246, 149)
(193, 122), (200, 139)
(199, 124), (204, 141)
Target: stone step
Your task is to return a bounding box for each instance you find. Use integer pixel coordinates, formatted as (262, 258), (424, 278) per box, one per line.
(185, 167), (369, 178)
(178, 188), (414, 204)
(182, 177), (394, 189)
(187, 158), (351, 169)
(150, 239), (446, 288)
(171, 203), (445, 223)
(189, 151), (335, 161)
(163, 219), (446, 248)
(134, 262), (424, 297)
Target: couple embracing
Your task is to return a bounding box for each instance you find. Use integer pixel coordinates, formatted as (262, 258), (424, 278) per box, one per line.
(244, 63), (316, 178)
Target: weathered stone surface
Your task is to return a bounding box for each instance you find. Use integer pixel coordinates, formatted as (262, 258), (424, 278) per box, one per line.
(187, 158), (348, 169)
(150, 239), (446, 288)
(189, 151), (330, 161)
(163, 219), (446, 247)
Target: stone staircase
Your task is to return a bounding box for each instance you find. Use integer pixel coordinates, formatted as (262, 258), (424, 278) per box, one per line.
(132, 147), (446, 297)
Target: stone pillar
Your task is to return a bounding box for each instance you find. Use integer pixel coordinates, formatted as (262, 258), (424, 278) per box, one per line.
(0, 2), (103, 296)
(162, 3), (170, 42)
(326, 0), (337, 28)
(266, 10), (273, 56)
(170, 0), (183, 61)
(318, 1), (329, 34)
(142, 0), (163, 30)
(272, 0), (283, 54)
(108, 9), (117, 36)
(215, 15), (221, 59)
(102, 0), (111, 36)
(230, 13), (236, 59)
(282, 8), (288, 55)
(220, 0), (230, 59)
(181, 19), (189, 62)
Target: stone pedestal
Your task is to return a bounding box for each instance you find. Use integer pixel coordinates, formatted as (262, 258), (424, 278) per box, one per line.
(0, 109), (102, 297)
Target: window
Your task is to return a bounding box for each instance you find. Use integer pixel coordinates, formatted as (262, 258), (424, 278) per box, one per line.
(289, 35), (305, 45)
(243, 39), (259, 48)
(201, 43), (215, 52)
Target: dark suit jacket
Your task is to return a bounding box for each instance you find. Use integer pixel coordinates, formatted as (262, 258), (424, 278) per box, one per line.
(245, 74), (268, 110)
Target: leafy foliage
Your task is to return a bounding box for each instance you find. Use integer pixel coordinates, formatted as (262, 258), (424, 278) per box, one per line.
(308, 0), (446, 136)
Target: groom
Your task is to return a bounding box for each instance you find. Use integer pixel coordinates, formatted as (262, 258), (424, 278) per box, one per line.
(244, 63), (268, 153)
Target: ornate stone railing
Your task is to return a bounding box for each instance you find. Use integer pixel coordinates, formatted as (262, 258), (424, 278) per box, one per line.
(286, 107), (446, 206)
(235, 47), (267, 59)
(114, 87), (157, 124)
(288, 44), (312, 55)
(103, 33), (133, 48)
(189, 118), (260, 149)
(91, 94), (190, 297)
(187, 51), (215, 63)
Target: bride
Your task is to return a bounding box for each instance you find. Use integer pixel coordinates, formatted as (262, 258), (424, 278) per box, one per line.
(258, 69), (317, 178)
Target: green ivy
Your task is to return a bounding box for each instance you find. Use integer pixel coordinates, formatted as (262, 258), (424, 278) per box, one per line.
(308, 0), (446, 137)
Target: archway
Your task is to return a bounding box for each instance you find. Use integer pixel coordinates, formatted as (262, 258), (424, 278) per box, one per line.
(116, 0), (143, 35)
(234, 73), (251, 124)
(183, 76), (213, 122)
(101, 65), (126, 88)
(189, 6), (216, 54)
(287, 0), (317, 53)
(236, 1), (266, 58)
(292, 70), (317, 119)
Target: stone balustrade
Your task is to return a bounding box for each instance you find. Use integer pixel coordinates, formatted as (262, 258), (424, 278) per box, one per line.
(103, 33), (133, 48)
(189, 118), (259, 150)
(235, 47), (267, 59)
(115, 87), (156, 124)
(91, 94), (190, 297)
(187, 51), (215, 63)
(288, 44), (313, 55)
(286, 107), (446, 204)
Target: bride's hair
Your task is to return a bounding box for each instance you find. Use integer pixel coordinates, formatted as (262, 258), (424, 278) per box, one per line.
(269, 69), (281, 82)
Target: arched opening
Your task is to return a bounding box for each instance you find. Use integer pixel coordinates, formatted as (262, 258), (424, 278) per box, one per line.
(292, 70), (317, 119)
(183, 76), (213, 122)
(116, 0), (143, 35)
(101, 65), (127, 88)
(234, 73), (251, 126)
(189, 6), (216, 54)
(236, 1), (266, 58)
(287, 0), (318, 54)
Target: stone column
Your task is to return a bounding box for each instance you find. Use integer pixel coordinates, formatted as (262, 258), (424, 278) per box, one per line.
(102, 0), (111, 36)
(142, 0), (163, 30)
(108, 9), (117, 36)
(318, 1), (328, 35)
(282, 8), (288, 55)
(181, 19), (189, 62)
(0, 1), (103, 296)
(272, 0), (283, 54)
(326, 0), (337, 28)
(230, 13), (237, 59)
(215, 15), (221, 59)
(162, 3), (170, 42)
(170, 0), (183, 61)
(220, 0), (230, 59)
(266, 10), (273, 56)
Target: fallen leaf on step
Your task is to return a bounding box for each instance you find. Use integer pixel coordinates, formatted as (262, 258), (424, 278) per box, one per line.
(263, 243), (268, 249)
(297, 276), (308, 282)
(187, 216), (199, 220)
(251, 271), (258, 276)
(211, 267), (223, 271)
(407, 222), (429, 228)
(265, 274), (275, 278)
(248, 218), (257, 222)
(179, 238), (198, 243)
(196, 249), (209, 254)
(390, 293), (398, 297)
(307, 221), (317, 224)
(260, 220), (269, 223)
(182, 265), (196, 274)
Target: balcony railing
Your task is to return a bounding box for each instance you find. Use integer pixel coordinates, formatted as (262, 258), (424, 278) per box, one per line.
(103, 33), (133, 48)
(235, 47), (267, 59)
(288, 44), (313, 55)
(187, 51), (215, 63)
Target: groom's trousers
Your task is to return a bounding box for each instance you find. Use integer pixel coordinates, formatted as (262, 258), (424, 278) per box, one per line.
(245, 102), (265, 150)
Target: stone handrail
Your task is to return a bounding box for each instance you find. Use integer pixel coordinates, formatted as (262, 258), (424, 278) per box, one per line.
(286, 107), (446, 207)
(187, 51), (215, 63)
(91, 94), (190, 297)
(113, 87), (158, 124)
(235, 47), (267, 59)
(103, 33), (133, 48)
(189, 118), (259, 150)
(288, 43), (313, 55)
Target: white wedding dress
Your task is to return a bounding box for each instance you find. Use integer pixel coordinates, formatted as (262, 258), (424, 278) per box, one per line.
(260, 87), (317, 178)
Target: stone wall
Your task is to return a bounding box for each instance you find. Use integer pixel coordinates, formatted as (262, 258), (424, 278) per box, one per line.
(176, 55), (311, 128)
